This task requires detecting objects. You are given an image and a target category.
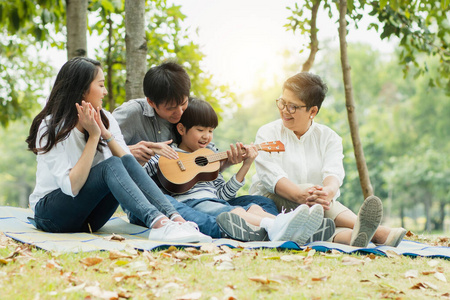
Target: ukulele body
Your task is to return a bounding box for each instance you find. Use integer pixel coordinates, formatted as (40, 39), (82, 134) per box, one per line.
(157, 148), (221, 194)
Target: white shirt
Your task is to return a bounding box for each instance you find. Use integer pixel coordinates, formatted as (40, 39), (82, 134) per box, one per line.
(249, 119), (345, 200)
(29, 110), (130, 211)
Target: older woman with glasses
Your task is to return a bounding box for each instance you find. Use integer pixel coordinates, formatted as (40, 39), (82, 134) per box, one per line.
(249, 72), (406, 247)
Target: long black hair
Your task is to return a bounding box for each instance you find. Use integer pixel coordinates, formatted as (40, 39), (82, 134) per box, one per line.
(26, 57), (109, 154)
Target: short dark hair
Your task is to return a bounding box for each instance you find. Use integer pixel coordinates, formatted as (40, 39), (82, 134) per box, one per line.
(143, 61), (191, 107)
(283, 72), (328, 111)
(175, 98), (218, 144)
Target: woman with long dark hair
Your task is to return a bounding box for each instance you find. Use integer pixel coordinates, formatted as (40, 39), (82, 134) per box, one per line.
(26, 57), (210, 243)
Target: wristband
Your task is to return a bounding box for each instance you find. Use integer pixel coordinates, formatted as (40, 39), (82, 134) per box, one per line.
(104, 135), (114, 143)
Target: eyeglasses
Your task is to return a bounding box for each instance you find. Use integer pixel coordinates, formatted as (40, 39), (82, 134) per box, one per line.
(276, 98), (307, 114)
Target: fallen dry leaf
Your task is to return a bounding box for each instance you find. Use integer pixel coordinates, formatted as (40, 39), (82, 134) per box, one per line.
(173, 251), (192, 260)
(410, 281), (438, 290)
(163, 246), (178, 253)
(142, 250), (156, 262)
(104, 233), (126, 241)
(223, 286), (237, 299)
(427, 260), (439, 267)
(385, 250), (401, 259)
(311, 275), (329, 282)
(215, 261), (235, 271)
(80, 256), (103, 267)
(249, 276), (270, 284)
(176, 292), (202, 300)
(184, 247), (202, 255)
(113, 274), (140, 283)
(109, 250), (134, 260)
(127, 261), (149, 272)
(85, 285), (119, 299)
(213, 254), (233, 263)
(200, 243), (221, 254)
(342, 257), (365, 266)
(404, 269), (418, 278)
(422, 271), (436, 275)
(434, 272), (447, 282)
(46, 258), (63, 270)
(405, 230), (415, 237)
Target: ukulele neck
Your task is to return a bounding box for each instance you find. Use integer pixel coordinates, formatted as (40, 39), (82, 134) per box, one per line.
(207, 152), (228, 163)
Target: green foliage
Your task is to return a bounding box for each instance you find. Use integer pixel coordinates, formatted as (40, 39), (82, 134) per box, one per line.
(0, 118), (37, 207)
(0, 0), (65, 45)
(367, 1), (450, 92)
(0, 34), (53, 127)
(88, 0), (235, 114)
(286, 0), (449, 92)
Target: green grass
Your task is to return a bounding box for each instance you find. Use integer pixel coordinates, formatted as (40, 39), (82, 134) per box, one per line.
(1, 233), (449, 299)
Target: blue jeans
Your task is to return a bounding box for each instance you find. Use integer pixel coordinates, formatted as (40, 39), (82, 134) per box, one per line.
(183, 198), (237, 217)
(34, 155), (177, 233)
(128, 194), (278, 238)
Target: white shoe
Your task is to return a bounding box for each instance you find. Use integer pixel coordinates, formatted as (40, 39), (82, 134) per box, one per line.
(148, 220), (209, 243)
(179, 221), (213, 243)
(291, 204), (324, 245)
(269, 204), (309, 241)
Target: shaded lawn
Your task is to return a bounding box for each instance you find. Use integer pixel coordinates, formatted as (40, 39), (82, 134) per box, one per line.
(0, 232), (449, 299)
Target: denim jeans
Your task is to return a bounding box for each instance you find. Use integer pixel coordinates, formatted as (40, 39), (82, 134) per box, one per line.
(183, 195), (279, 218)
(183, 198), (237, 217)
(34, 155), (177, 233)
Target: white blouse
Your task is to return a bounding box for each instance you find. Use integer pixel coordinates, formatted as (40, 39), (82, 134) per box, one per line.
(249, 119), (345, 201)
(29, 110), (130, 211)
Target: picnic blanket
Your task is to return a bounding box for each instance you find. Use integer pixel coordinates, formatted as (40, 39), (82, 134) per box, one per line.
(1, 206), (449, 258)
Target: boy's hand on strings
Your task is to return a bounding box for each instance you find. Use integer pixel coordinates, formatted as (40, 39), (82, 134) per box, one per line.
(242, 143), (258, 166)
(76, 101), (100, 138)
(226, 142), (246, 165)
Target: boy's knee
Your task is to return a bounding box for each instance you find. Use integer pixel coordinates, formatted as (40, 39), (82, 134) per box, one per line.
(231, 207), (246, 214)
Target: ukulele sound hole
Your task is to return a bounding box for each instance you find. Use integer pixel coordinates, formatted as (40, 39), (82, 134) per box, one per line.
(195, 156), (208, 166)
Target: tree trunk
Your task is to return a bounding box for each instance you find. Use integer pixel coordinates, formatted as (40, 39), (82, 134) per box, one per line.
(400, 203), (405, 229)
(338, 0), (373, 199)
(423, 197), (431, 232)
(106, 14), (115, 112)
(438, 201), (446, 231)
(66, 0), (88, 59)
(302, 0), (321, 72)
(125, 0), (147, 101)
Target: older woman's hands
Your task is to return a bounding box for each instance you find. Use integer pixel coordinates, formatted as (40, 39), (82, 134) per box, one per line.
(306, 185), (332, 210)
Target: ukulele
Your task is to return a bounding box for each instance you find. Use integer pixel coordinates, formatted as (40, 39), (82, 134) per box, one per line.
(157, 141), (285, 194)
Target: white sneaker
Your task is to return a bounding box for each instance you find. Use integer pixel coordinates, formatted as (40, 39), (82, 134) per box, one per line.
(291, 204), (324, 245)
(179, 221), (213, 243)
(269, 204), (309, 241)
(148, 220), (209, 243)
